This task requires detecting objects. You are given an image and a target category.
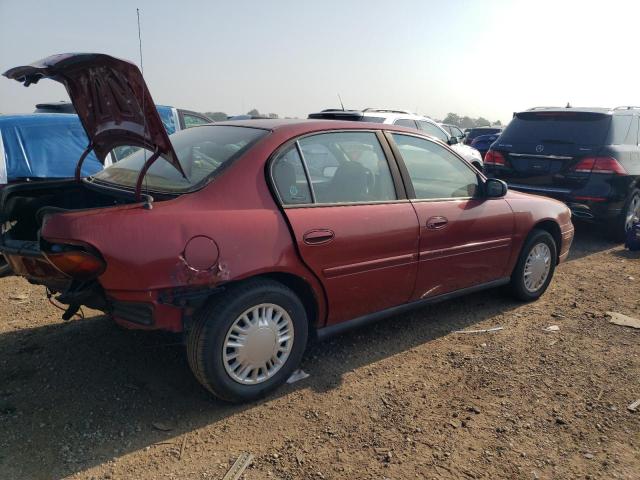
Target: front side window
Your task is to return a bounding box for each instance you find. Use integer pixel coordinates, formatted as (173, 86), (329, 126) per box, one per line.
(94, 125), (267, 193)
(392, 134), (478, 199)
(296, 132), (397, 204)
(417, 121), (449, 142)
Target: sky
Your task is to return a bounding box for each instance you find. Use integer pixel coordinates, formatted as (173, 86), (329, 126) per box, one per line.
(1, 0), (639, 123)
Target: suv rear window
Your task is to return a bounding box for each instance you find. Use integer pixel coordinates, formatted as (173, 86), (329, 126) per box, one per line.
(500, 112), (611, 146)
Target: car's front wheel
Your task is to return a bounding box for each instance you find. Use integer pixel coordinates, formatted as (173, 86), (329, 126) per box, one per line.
(510, 229), (557, 301)
(186, 279), (308, 402)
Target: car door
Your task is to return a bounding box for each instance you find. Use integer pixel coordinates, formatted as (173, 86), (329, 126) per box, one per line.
(387, 132), (514, 299)
(270, 130), (420, 325)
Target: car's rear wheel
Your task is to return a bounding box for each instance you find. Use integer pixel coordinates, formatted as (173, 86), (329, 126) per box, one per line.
(609, 188), (640, 242)
(186, 279), (308, 403)
(510, 229), (557, 301)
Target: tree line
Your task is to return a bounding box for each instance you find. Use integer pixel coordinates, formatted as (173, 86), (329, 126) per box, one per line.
(438, 113), (502, 128)
(203, 109), (280, 121)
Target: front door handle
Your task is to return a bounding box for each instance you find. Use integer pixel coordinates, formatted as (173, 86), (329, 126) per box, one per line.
(303, 229), (335, 245)
(426, 216), (448, 230)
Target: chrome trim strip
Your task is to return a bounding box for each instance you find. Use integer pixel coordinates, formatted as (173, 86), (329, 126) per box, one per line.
(322, 253), (416, 278)
(509, 153), (573, 160)
(509, 183), (571, 194)
(419, 237), (512, 261)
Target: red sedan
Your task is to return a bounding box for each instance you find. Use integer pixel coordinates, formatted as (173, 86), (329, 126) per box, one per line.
(1, 54), (574, 402)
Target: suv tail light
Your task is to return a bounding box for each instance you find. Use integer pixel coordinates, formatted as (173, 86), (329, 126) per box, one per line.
(485, 150), (505, 166)
(43, 244), (106, 280)
(572, 156), (627, 174)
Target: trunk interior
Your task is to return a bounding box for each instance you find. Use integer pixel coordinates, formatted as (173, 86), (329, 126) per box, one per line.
(1, 180), (136, 242)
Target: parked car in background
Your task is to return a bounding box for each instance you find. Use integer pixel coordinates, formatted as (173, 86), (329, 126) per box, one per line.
(484, 107), (640, 240)
(1, 53), (574, 402)
(440, 123), (466, 143)
(308, 109), (484, 171)
(0, 113), (104, 276)
(471, 132), (501, 159)
(34, 101), (212, 135)
(464, 126), (503, 145)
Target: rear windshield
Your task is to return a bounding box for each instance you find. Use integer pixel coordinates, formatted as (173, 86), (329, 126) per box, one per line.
(500, 112), (612, 146)
(93, 125), (267, 193)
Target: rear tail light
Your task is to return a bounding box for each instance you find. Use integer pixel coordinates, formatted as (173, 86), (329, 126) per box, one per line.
(484, 150), (505, 166)
(44, 245), (106, 280)
(572, 156), (627, 174)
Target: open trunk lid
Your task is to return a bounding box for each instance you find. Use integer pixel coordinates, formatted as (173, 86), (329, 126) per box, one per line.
(3, 53), (184, 178)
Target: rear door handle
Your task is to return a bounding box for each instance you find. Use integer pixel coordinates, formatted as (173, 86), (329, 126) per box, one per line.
(426, 216), (448, 230)
(303, 229), (335, 245)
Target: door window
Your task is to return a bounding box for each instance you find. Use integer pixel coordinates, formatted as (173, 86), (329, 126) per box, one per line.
(392, 134), (478, 199)
(416, 121), (449, 142)
(297, 132), (397, 204)
(183, 113), (211, 129)
(271, 146), (313, 205)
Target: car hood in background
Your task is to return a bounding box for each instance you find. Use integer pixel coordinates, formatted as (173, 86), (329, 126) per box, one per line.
(3, 53), (183, 176)
(451, 143), (482, 162)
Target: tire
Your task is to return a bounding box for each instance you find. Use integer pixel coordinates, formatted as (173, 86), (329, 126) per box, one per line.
(608, 188), (640, 242)
(186, 278), (308, 403)
(510, 229), (557, 302)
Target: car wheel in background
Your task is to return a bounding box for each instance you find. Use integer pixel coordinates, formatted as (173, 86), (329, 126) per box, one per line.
(186, 278), (308, 403)
(510, 229), (557, 301)
(609, 188), (640, 242)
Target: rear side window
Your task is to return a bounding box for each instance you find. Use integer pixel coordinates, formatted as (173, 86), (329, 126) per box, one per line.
(500, 112), (611, 146)
(273, 132), (397, 205)
(394, 119), (418, 129)
(417, 121), (449, 142)
(183, 113), (211, 129)
(271, 147), (313, 205)
(392, 134), (478, 199)
(299, 132), (396, 204)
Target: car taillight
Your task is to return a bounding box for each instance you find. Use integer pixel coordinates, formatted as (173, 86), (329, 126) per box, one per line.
(485, 150), (505, 166)
(44, 248), (106, 280)
(572, 156), (627, 174)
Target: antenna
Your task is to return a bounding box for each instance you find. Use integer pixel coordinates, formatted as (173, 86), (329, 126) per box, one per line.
(338, 94), (345, 111)
(137, 8), (153, 209)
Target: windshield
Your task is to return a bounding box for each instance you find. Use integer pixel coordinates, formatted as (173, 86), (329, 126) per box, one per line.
(500, 112), (611, 146)
(93, 125), (268, 193)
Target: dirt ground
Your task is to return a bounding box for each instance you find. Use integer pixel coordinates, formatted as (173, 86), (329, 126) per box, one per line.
(0, 223), (639, 480)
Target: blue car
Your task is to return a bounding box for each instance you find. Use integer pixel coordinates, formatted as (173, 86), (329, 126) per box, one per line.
(470, 132), (501, 159)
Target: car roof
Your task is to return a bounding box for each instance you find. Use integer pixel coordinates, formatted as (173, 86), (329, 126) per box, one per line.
(522, 106), (613, 114)
(0, 113), (83, 124)
(196, 119), (449, 142)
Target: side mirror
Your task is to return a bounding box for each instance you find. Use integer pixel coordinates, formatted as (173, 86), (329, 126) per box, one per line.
(448, 136), (459, 145)
(485, 178), (508, 198)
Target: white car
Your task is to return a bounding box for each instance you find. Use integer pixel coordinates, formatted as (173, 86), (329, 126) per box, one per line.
(308, 108), (483, 171)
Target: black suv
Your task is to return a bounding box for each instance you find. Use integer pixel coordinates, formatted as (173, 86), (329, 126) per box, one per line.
(484, 107), (640, 239)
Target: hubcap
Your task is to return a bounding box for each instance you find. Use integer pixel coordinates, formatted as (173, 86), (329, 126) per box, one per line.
(223, 303), (294, 385)
(523, 242), (551, 293)
(625, 194), (640, 231)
